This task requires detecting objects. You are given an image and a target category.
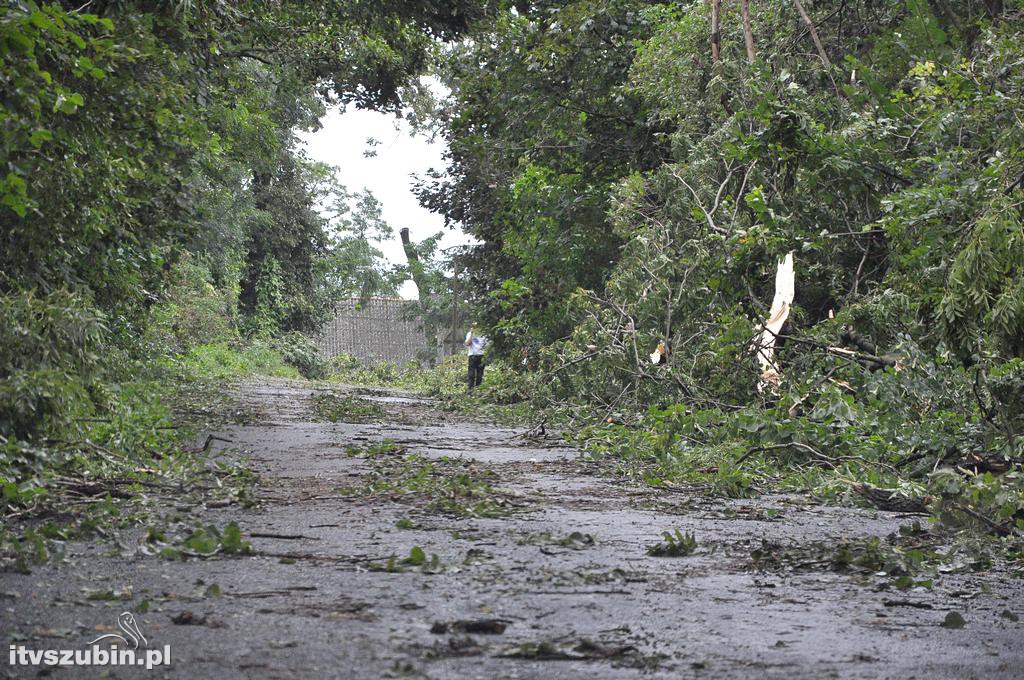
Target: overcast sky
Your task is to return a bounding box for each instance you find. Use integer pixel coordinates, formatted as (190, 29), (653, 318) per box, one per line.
(297, 104), (475, 299)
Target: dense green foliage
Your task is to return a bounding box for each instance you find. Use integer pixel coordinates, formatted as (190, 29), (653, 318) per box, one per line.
(424, 0), (1024, 546)
(0, 0), (492, 519)
(4, 0), (1024, 568)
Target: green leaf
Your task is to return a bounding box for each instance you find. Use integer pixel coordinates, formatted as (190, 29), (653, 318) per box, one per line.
(893, 575), (914, 590)
(29, 11), (53, 30)
(55, 92), (85, 113)
(941, 611), (966, 629)
(183, 526), (220, 555)
(3, 482), (20, 502)
(6, 32), (34, 54)
(29, 129), (53, 148)
(221, 522), (251, 554)
(404, 546), (427, 565)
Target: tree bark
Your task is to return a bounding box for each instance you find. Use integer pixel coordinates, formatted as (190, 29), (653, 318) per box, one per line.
(399, 227), (428, 303)
(926, 0), (962, 32)
(984, 0), (1003, 18)
(710, 0), (722, 63)
(741, 0), (756, 63)
(792, 0), (830, 68)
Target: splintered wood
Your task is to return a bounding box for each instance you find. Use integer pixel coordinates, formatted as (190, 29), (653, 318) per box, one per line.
(755, 252), (795, 393)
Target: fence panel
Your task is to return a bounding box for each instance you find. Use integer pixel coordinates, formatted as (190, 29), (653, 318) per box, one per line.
(318, 297), (427, 365)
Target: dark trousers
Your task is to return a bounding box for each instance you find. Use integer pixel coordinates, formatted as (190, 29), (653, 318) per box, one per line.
(467, 355), (485, 389)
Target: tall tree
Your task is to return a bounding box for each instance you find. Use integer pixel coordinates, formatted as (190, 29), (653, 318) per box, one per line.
(710, 0), (722, 62)
(741, 0), (756, 63)
(419, 0), (668, 354)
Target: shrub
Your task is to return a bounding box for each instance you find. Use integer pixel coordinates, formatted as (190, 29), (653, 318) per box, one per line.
(179, 341), (298, 381)
(274, 331), (327, 380)
(0, 290), (106, 443)
(156, 257), (237, 352)
(327, 353), (361, 379)
(410, 354), (468, 396)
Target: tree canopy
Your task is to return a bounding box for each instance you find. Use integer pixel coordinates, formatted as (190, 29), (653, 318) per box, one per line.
(0, 0), (493, 461)
(417, 0), (1024, 531)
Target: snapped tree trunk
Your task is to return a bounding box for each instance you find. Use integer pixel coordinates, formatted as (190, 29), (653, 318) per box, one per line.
(399, 227), (428, 306)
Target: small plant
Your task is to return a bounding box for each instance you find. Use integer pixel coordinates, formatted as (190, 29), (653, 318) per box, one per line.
(646, 529), (698, 557)
(369, 546), (443, 574)
(401, 546), (433, 567)
(709, 462), (755, 499)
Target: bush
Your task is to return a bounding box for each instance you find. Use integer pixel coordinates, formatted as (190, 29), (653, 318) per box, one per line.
(167, 258), (237, 350)
(324, 353), (424, 387)
(326, 353), (361, 380)
(178, 341), (299, 381)
(0, 290), (106, 443)
(409, 354), (468, 396)
(274, 331), (327, 380)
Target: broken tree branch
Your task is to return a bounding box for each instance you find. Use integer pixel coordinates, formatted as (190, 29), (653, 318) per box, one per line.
(735, 441), (832, 466)
(792, 0), (830, 68)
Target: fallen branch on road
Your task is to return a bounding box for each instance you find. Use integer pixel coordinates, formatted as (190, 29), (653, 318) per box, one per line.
(735, 441), (834, 467)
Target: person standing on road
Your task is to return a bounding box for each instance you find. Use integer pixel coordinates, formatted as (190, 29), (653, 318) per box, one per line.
(464, 322), (488, 390)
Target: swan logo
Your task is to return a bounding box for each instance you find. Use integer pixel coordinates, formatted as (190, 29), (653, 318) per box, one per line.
(8, 612), (170, 669)
(88, 612), (147, 650)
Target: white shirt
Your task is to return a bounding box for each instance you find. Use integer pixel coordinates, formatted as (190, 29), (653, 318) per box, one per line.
(466, 332), (487, 356)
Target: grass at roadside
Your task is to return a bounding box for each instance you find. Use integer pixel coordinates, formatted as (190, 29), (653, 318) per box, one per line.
(0, 340), (295, 573)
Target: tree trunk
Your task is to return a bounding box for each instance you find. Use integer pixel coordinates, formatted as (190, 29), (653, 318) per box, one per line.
(926, 0), (962, 32)
(792, 0), (831, 68)
(710, 0), (721, 63)
(399, 228), (428, 304)
(741, 0), (756, 63)
(984, 0), (1003, 18)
